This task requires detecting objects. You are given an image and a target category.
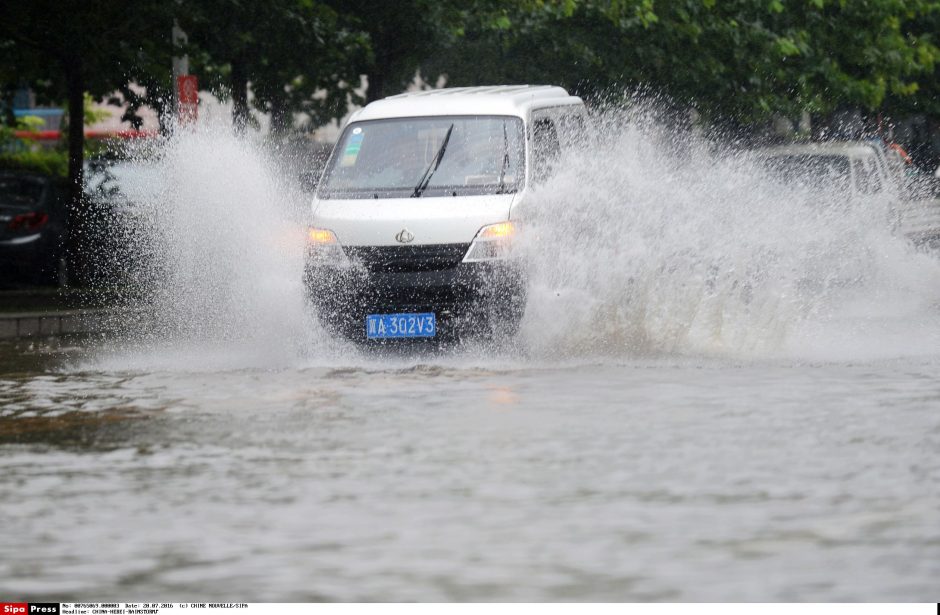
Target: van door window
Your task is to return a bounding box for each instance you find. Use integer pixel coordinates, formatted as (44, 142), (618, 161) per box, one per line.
(532, 118), (560, 184)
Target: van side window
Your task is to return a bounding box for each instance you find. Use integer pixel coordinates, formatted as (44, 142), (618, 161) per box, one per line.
(558, 113), (586, 149)
(533, 118), (560, 184)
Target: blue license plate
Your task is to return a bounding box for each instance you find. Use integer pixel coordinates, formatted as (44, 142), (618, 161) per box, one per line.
(366, 312), (436, 339)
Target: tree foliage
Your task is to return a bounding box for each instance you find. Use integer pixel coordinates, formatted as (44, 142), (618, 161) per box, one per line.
(322, 0), (460, 102)
(427, 0), (940, 125)
(179, 0), (369, 133)
(0, 0), (173, 205)
(1, 0), (939, 162)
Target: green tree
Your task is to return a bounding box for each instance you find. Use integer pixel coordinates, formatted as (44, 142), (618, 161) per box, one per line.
(0, 0), (173, 206)
(423, 1), (616, 97)
(881, 0), (940, 117)
(326, 0), (461, 102)
(430, 0), (939, 130)
(180, 0), (369, 133)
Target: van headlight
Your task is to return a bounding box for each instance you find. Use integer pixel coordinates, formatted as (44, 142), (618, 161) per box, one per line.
(306, 227), (349, 266)
(462, 221), (517, 262)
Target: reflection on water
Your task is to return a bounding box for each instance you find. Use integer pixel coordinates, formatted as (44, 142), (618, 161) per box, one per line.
(0, 407), (151, 447)
(0, 338), (85, 375)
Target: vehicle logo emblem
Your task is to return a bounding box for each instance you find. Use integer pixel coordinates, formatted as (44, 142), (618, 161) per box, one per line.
(395, 228), (415, 243)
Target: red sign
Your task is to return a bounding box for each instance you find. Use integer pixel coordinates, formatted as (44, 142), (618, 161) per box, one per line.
(177, 75), (198, 124)
(1, 604), (27, 615)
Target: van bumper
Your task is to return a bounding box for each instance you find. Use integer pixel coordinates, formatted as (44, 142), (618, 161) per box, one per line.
(304, 261), (526, 339)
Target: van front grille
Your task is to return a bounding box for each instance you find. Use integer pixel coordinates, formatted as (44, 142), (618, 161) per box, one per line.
(343, 243), (470, 273)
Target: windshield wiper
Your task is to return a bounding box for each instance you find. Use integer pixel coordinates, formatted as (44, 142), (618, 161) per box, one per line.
(497, 121), (511, 194)
(412, 123), (454, 198)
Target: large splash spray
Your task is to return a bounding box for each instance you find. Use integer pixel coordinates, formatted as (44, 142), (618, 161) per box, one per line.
(101, 106), (940, 365)
(519, 108), (940, 360)
(91, 121), (325, 369)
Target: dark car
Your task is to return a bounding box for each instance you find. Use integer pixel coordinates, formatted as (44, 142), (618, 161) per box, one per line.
(79, 157), (166, 289)
(0, 171), (67, 287)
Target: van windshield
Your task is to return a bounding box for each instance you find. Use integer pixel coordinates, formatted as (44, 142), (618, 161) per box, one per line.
(318, 116), (525, 199)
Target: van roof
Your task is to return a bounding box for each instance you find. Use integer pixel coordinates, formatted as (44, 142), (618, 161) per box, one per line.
(351, 85), (583, 122)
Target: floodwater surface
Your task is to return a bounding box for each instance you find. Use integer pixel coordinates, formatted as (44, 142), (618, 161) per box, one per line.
(1, 341), (938, 601)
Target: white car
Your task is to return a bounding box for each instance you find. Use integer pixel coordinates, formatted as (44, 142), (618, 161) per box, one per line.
(753, 141), (940, 244)
(304, 85), (588, 340)
(755, 141), (895, 198)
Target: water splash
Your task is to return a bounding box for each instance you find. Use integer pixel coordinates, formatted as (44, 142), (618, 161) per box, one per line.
(517, 108), (940, 360)
(92, 120), (334, 369)
(91, 106), (940, 367)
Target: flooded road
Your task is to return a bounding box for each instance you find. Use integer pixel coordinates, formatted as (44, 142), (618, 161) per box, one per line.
(4, 120), (940, 601)
(1, 338), (938, 601)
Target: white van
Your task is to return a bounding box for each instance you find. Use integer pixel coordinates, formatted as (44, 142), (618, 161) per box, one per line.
(304, 85), (587, 340)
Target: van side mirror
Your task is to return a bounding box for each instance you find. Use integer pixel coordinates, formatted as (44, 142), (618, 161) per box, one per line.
(299, 169), (322, 193)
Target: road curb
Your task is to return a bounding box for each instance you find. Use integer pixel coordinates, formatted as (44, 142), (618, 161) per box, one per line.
(0, 309), (120, 339)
